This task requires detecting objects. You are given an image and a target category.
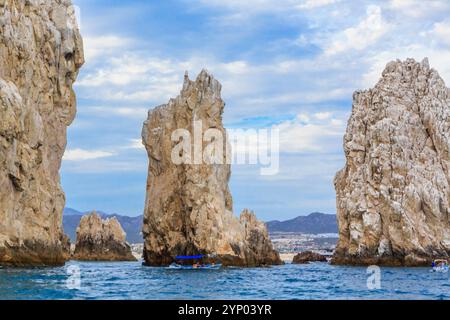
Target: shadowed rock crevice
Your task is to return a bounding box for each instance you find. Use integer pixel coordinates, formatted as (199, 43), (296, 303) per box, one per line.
(332, 58), (450, 266)
(142, 70), (282, 267)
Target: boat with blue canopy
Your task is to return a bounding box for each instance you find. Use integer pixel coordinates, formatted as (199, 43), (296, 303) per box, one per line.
(431, 259), (449, 273)
(168, 254), (222, 270)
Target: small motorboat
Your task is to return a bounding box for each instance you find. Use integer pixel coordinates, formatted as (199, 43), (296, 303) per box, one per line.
(431, 259), (449, 273)
(168, 263), (222, 270)
(167, 254), (222, 270)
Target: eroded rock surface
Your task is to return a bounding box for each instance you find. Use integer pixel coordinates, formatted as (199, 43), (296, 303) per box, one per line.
(142, 70), (282, 267)
(333, 58), (450, 266)
(0, 0), (84, 266)
(292, 251), (327, 264)
(73, 212), (136, 261)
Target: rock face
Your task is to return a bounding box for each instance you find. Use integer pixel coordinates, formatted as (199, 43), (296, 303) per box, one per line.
(333, 58), (450, 266)
(292, 251), (327, 264)
(142, 70), (282, 267)
(0, 0), (83, 266)
(73, 212), (136, 261)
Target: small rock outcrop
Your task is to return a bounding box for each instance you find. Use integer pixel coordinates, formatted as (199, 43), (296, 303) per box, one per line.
(73, 212), (136, 261)
(141, 70), (282, 267)
(292, 251), (327, 264)
(333, 58), (450, 266)
(0, 0), (84, 266)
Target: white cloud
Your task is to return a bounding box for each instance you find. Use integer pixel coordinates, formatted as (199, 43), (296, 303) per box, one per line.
(193, 0), (295, 13)
(77, 54), (183, 87)
(79, 106), (149, 119)
(294, 34), (309, 47)
(193, 0), (339, 14)
(113, 107), (148, 118)
(83, 35), (134, 62)
(388, 0), (450, 18)
(429, 19), (450, 47)
(76, 54), (187, 102)
(126, 139), (145, 150)
(314, 112), (332, 120)
(62, 159), (147, 174)
(188, 0), (342, 27)
(276, 111), (347, 153)
(325, 5), (390, 56)
(241, 87), (352, 108)
(63, 148), (115, 161)
(220, 61), (250, 75)
(297, 0), (340, 10)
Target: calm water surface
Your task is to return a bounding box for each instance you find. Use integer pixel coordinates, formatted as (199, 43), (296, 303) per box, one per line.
(0, 261), (449, 300)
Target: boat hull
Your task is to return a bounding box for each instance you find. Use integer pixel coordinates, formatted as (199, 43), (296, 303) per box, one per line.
(168, 264), (222, 270)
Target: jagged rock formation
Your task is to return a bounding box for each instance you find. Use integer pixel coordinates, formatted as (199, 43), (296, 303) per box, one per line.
(142, 70), (282, 267)
(0, 0), (83, 266)
(333, 58), (450, 266)
(73, 212), (136, 261)
(292, 251), (327, 264)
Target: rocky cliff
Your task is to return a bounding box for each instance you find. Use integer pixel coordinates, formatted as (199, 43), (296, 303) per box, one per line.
(73, 212), (136, 261)
(63, 208), (144, 243)
(333, 58), (450, 266)
(0, 0), (83, 266)
(142, 70), (282, 267)
(292, 251), (327, 264)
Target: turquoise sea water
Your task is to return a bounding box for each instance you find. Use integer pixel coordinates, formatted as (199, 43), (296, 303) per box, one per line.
(0, 261), (449, 300)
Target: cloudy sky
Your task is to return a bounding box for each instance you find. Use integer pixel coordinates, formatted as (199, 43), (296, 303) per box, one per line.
(65, 0), (450, 220)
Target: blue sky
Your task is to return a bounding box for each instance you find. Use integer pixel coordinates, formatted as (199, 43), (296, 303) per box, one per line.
(64, 0), (450, 220)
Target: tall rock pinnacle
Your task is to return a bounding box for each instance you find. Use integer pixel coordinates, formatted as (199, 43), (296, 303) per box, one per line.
(333, 58), (450, 266)
(0, 0), (84, 266)
(141, 70), (282, 266)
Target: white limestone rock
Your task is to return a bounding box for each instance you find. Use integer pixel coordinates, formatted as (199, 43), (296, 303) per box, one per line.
(333, 58), (450, 266)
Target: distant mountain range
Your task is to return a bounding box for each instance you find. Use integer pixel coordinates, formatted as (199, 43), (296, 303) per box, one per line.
(266, 212), (338, 234)
(63, 208), (143, 243)
(63, 209), (337, 243)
